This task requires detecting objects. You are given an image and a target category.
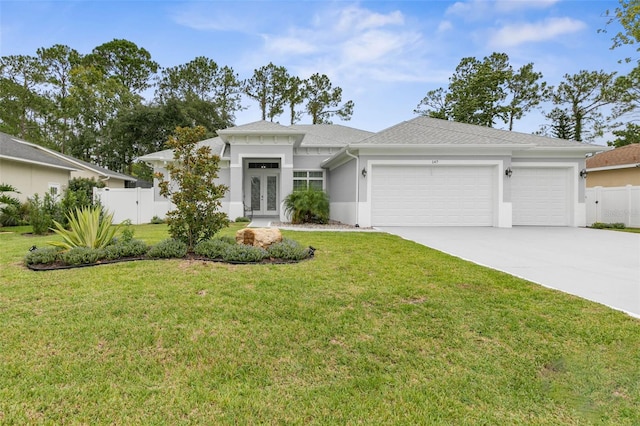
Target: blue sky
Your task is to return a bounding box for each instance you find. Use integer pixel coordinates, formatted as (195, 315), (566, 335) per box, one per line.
(0, 0), (635, 142)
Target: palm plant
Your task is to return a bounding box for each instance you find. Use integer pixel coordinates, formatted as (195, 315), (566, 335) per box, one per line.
(50, 206), (120, 250)
(0, 184), (24, 226)
(283, 188), (329, 224)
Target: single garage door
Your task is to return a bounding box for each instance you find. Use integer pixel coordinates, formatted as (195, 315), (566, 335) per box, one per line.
(371, 165), (494, 226)
(511, 167), (570, 226)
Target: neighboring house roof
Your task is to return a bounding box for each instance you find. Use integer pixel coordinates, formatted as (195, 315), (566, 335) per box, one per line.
(0, 131), (136, 182)
(0, 132), (76, 171)
(586, 143), (640, 171)
(50, 150), (136, 182)
(351, 116), (601, 149)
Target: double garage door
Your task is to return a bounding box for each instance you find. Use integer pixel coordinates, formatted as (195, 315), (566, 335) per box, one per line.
(371, 165), (571, 227)
(371, 165), (495, 226)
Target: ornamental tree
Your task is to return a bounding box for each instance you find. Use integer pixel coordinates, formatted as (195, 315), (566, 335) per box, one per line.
(156, 126), (229, 250)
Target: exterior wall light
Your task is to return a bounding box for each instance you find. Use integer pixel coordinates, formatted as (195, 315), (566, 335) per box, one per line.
(504, 167), (513, 178)
(361, 167), (367, 178)
(580, 168), (588, 179)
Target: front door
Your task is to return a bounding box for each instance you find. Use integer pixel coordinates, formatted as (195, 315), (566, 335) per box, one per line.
(247, 171), (279, 216)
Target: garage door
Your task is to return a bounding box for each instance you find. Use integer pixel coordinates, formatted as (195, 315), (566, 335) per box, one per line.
(511, 167), (570, 226)
(371, 165), (494, 226)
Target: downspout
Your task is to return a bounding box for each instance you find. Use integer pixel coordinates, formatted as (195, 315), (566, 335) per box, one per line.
(344, 149), (360, 227)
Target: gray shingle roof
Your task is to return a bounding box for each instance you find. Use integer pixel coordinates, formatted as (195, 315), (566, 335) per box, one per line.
(291, 124), (373, 147)
(0, 132), (136, 181)
(0, 133), (76, 170)
(353, 116), (597, 148)
(138, 136), (227, 163)
(218, 120), (298, 134)
(53, 151), (135, 181)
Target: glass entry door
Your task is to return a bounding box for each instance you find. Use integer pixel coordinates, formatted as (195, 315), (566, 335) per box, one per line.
(247, 172), (279, 216)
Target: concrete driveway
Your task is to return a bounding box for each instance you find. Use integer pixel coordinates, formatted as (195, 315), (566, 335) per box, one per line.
(378, 227), (640, 318)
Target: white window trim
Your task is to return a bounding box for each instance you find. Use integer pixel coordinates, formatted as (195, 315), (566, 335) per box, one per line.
(293, 169), (325, 190)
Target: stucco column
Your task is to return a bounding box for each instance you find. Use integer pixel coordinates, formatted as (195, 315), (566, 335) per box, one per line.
(229, 163), (244, 220)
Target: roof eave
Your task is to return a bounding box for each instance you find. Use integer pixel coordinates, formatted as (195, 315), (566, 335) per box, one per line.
(587, 163), (640, 172)
(0, 154), (77, 171)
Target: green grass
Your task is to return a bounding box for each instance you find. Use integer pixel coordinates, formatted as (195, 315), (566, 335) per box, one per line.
(1, 224), (639, 424)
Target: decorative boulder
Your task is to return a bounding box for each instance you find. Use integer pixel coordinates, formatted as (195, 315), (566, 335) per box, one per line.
(236, 228), (282, 249)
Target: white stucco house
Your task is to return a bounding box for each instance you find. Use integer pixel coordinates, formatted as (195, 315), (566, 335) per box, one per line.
(139, 116), (602, 228)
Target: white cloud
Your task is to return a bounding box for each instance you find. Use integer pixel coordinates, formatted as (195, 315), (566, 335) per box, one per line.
(494, 0), (560, 12)
(333, 6), (404, 32)
(262, 35), (317, 56)
(489, 17), (587, 48)
(446, 0), (560, 19)
(438, 20), (453, 33)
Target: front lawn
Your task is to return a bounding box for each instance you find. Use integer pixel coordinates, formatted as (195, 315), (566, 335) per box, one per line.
(0, 224), (638, 424)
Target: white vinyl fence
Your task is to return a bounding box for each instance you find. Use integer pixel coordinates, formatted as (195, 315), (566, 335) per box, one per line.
(94, 187), (172, 225)
(585, 185), (640, 227)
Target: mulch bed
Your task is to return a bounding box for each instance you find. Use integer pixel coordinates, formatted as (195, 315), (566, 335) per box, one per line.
(26, 253), (309, 271)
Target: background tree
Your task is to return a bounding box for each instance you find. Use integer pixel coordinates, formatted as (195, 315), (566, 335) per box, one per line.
(609, 122), (640, 146)
(155, 56), (243, 129)
(156, 126), (229, 250)
(604, 0), (640, 63)
(37, 44), (82, 153)
(414, 53), (548, 130)
(505, 63), (551, 131)
(539, 108), (576, 140)
(86, 39), (158, 95)
(549, 70), (622, 141)
(414, 87), (449, 119)
(244, 62), (288, 121)
(303, 73), (354, 124)
(284, 75), (305, 124)
(0, 54), (47, 142)
(446, 53), (511, 127)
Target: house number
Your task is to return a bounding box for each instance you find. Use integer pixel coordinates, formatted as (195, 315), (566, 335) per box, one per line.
(431, 160), (439, 164)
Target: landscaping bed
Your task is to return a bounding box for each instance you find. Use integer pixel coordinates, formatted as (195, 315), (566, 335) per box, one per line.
(24, 236), (314, 271)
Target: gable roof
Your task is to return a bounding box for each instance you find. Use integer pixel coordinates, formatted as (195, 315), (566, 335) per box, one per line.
(0, 132), (136, 182)
(352, 116), (601, 150)
(586, 143), (640, 170)
(0, 133), (76, 171)
(291, 124), (373, 147)
(137, 136), (227, 163)
(50, 150), (136, 182)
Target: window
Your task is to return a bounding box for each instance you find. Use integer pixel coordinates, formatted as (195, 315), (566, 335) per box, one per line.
(48, 183), (61, 199)
(293, 171), (324, 191)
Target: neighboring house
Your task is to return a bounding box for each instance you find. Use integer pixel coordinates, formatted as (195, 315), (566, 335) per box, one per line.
(585, 143), (640, 187)
(140, 117), (602, 228)
(0, 132), (136, 202)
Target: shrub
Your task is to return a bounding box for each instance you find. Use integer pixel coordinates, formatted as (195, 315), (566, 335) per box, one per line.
(194, 238), (235, 259)
(150, 216), (165, 224)
(24, 247), (62, 266)
(102, 239), (149, 260)
(156, 126), (229, 250)
(28, 193), (59, 235)
(222, 244), (268, 263)
(61, 247), (104, 266)
(147, 238), (188, 259)
(267, 238), (311, 261)
(234, 216), (251, 223)
(283, 188), (329, 224)
(50, 206), (120, 250)
(591, 222), (627, 229)
(119, 220), (135, 243)
(66, 178), (104, 207)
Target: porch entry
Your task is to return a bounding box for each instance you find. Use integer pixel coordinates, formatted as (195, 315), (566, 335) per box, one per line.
(245, 161), (280, 216)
